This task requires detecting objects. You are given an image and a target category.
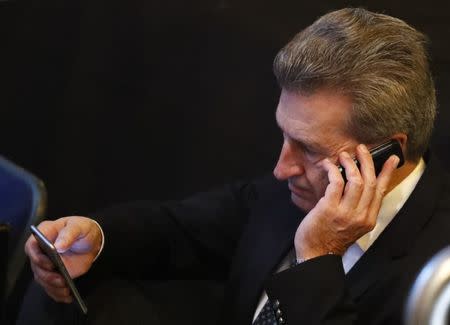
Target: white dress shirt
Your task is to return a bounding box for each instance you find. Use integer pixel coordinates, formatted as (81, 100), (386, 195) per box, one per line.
(253, 158), (426, 322)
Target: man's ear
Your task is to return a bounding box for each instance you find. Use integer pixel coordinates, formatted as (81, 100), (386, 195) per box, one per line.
(391, 133), (408, 158)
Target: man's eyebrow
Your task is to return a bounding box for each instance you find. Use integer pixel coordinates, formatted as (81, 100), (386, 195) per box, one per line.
(275, 114), (326, 153)
(297, 137), (326, 153)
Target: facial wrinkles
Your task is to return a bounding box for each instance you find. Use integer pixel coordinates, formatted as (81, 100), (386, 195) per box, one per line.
(276, 107), (321, 148)
(279, 99), (352, 149)
(324, 140), (356, 164)
(277, 108), (346, 164)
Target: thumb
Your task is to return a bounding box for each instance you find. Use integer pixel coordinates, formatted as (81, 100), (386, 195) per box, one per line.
(54, 224), (82, 253)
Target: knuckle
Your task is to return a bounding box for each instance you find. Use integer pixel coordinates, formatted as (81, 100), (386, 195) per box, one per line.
(366, 179), (377, 190)
(29, 253), (39, 265)
(353, 215), (366, 228)
(40, 272), (51, 283)
(350, 178), (363, 189)
(52, 288), (67, 300)
(40, 270), (55, 284)
(354, 211), (375, 231)
(62, 287), (71, 297)
(50, 293), (64, 303)
(40, 258), (53, 271)
(353, 211), (368, 225)
(363, 217), (376, 231)
(366, 163), (376, 174)
(52, 275), (63, 287)
(377, 187), (387, 197)
(335, 178), (345, 188)
(39, 220), (51, 229)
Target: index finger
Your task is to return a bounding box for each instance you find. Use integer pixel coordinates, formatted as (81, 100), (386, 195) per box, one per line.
(321, 158), (346, 205)
(25, 236), (54, 271)
(26, 219), (68, 268)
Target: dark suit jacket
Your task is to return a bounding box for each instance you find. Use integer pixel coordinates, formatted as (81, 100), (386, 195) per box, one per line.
(94, 152), (450, 324)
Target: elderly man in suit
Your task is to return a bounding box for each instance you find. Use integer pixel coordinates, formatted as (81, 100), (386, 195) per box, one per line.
(22, 7), (450, 325)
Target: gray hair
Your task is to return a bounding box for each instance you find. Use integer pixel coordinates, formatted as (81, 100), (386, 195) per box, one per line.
(273, 8), (436, 161)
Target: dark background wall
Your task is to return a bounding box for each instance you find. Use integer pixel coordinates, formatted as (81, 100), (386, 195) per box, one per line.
(3, 0), (450, 217)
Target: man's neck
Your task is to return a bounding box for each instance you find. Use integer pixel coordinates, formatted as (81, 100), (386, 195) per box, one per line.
(386, 159), (420, 194)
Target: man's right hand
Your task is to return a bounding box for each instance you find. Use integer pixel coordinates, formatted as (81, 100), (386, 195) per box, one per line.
(294, 144), (400, 260)
(25, 216), (103, 303)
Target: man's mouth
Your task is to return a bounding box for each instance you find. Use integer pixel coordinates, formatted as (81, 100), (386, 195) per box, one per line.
(288, 183), (310, 197)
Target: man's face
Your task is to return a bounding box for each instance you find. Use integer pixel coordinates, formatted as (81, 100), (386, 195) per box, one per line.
(274, 88), (360, 212)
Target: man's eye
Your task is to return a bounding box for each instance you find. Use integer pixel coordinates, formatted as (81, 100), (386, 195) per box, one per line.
(292, 140), (318, 156)
(304, 147), (326, 161)
(305, 151), (319, 159)
(303, 146), (317, 155)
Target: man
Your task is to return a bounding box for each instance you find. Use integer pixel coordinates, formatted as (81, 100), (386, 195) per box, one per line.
(22, 7), (450, 325)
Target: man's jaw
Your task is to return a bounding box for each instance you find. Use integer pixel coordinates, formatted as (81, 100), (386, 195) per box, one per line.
(288, 183), (316, 212)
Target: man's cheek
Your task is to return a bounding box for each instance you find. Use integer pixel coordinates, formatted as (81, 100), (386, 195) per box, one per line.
(315, 170), (330, 198)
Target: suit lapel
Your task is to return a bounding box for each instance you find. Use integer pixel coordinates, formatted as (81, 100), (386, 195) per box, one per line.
(223, 178), (302, 324)
(251, 193), (301, 294)
(346, 153), (446, 300)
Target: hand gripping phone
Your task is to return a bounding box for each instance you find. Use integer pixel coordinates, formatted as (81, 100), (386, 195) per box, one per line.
(338, 140), (405, 182)
(30, 225), (88, 314)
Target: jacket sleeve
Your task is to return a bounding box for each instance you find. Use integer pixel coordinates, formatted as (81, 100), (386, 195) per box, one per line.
(91, 180), (261, 279)
(265, 255), (357, 325)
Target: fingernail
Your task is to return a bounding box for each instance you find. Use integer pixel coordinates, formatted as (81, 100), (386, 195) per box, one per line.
(342, 151), (350, 158)
(54, 239), (68, 253)
(393, 155), (400, 165)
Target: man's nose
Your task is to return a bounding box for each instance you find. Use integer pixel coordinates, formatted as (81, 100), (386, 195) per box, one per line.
(273, 140), (305, 180)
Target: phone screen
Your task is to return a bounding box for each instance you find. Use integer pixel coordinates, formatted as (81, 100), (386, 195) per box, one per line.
(30, 225), (88, 314)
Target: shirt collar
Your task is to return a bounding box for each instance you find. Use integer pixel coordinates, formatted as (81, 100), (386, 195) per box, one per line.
(356, 158), (426, 252)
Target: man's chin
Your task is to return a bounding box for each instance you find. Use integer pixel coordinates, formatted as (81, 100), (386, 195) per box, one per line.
(291, 192), (316, 213)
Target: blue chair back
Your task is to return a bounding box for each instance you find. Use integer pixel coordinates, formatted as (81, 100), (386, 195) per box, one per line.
(0, 155), (46, 306)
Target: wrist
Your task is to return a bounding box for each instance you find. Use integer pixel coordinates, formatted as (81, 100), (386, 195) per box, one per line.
(295, 240), (341, 261)
(295, 234), (346, 260)
(293, 251), (336, 266)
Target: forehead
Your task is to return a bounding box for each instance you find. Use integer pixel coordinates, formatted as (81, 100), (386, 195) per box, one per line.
(276, 89), (353, 145)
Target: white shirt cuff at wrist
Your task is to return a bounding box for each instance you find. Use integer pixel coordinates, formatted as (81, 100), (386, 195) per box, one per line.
(91, 219), (105, 261)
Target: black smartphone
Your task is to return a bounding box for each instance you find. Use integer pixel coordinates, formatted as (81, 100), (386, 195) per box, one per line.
(338, 140), (404, 182)
(30, 225), (88, 315)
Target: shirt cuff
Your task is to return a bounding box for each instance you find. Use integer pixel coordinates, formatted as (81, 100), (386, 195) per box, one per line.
(91, 219), (105, 261)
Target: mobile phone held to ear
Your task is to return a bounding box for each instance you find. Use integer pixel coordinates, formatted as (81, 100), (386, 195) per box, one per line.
(338, 140), (405, 182)
(30, 225), (88, 315)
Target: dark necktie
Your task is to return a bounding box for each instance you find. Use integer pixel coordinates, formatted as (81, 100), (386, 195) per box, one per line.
(254, 296), (288, 325)
(252, 299), (279, 325)
(253, 257), (298, 325)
